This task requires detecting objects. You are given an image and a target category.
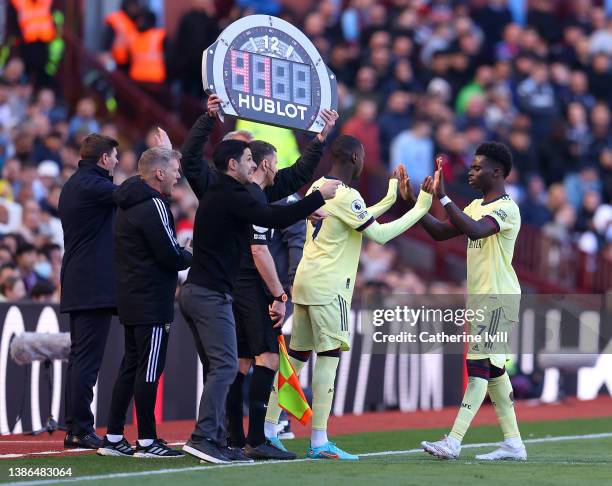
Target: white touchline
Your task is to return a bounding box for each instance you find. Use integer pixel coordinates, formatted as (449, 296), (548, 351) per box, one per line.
(4, 432), (612, 486)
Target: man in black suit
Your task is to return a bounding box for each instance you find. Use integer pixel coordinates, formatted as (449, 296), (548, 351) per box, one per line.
(59, 134), (119, 449)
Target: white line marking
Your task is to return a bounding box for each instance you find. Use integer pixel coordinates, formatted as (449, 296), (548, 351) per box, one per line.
(0, 449), (92, 459)
(3, 432), (612, 485)
(0, 442), (66, 444)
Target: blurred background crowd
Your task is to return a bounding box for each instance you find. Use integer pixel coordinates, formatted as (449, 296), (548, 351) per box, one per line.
(0, 0), (611, 303)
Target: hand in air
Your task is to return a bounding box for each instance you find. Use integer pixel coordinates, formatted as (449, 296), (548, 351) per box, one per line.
(317, 109), (339, 141)
(152, 127), (172, 149)
(207, 94), (222, 118)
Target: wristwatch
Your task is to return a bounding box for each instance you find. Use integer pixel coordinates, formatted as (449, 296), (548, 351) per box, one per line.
(273, 292), (288, 303)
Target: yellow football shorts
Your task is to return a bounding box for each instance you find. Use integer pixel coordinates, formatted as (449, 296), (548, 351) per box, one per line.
(466, 306), (517, 369)
(289, 296), (351, 353)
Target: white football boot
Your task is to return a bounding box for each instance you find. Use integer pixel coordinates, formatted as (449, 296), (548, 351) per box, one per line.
(475, 440), (527, 461)
(421, 435), (461, 460)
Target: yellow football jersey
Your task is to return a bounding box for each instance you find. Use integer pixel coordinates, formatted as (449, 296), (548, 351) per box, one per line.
(463, 195), (521, 320)
(292, 177), (374, 306)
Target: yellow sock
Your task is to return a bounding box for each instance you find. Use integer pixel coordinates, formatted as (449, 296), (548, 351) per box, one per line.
(311, 356), (339, 431)
(488, 373), (521, 440)
(265, 355), (306, 425)
(449, 377), (488, 442)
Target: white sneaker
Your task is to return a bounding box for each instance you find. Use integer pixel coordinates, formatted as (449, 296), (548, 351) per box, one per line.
(475, 441), (527, 461)
(421, 436), (461, 460)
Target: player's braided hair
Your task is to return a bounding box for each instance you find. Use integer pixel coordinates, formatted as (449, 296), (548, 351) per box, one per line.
(475, 141), (513, 178)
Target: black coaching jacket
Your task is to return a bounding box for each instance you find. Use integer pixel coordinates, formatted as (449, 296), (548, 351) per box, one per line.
(59, 160), (118, 313)
(114, 176), (192, 326)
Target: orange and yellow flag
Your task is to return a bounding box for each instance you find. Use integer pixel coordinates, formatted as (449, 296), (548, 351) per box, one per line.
(277, 335), (312, 425)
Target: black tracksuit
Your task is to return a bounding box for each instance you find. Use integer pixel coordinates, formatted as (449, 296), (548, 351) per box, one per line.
(58, 159), (117, 437)
(107, 176), (192, 440)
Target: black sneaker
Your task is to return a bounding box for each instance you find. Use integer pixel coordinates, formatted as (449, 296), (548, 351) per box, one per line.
(222, 446), (254, 463)
(134, 439), (185, 458)
(70, 432), (103, 449)
(183, 437), (230, 464)
(97, 437), (134, 457)
(244, 440), (297, 460)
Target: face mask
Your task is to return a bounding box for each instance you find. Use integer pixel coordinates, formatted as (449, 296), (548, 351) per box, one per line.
(34, 261), (52, 280)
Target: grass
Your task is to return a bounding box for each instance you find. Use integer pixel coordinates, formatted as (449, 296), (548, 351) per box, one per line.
(1, 417), (611, 485)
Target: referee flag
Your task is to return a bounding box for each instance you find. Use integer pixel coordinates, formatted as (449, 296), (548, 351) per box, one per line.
(277, 335), (312, 425)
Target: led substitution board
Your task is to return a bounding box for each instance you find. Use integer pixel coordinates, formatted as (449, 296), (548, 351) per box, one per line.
(202, 15), (338, 133)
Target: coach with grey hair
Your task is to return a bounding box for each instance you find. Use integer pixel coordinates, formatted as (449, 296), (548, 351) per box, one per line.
(97, 147), (192, 458)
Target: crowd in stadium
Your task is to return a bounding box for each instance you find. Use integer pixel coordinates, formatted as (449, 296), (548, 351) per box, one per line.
(0, 0), (611, 302)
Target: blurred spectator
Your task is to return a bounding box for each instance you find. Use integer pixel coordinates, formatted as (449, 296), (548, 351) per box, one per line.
(576, 190), (601, 233)
(527, 0), (562, 45)
(517, 60), (559, 138)
(495, 23), (521, 61)
(390, 119), (433, 186)
(541, 201), (579, 283)
(341, 98), (381, 171)
(31, 278), (56, 302)
(378, 91), (411, 166)
(587, 52), (612, 102)
(113, 149), (138, 185)
(455, 65), (493, 114)
(473, 0), (513, 47)
(589, 16), (612, 55)
(33, 131), (63, 165)
(0, 196), (23, 233)
(127, 10), (168, 88)
(455, 94), (487, 132)
(565, 166), (601, 210)
(101, 0), (141, 71)
(173, 0), (220, 96)
(507, 129), (538, 182)
(561, 70), (596, 112)
(538, 121), (575, 185)
(520, 175), (551, 226)
(68, 98), (100, 137)
(360, 241), (397, 282)
(15, 243), (39, 293)
(35, 87), (67, 124)
(0, 276), (26, 301)
(0, 247), (14, 266)
(7, 0), (56, 87)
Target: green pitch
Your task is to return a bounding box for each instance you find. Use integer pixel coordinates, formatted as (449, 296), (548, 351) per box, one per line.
(2, 417), (611, 485)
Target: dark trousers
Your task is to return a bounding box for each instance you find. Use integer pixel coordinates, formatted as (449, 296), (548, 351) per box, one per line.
(64, 309), (112, 436)
(107, 324), (169, 440)
(179, 284), (238, 445)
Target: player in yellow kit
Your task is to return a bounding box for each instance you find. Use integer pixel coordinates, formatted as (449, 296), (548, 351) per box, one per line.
(413, 142), (526, 461)
(263, 134), (437, 460)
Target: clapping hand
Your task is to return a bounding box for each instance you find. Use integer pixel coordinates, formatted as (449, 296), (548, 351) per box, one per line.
(397, 164), (417, 205)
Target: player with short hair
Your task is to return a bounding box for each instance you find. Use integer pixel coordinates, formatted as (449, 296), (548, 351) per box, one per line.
(264, 134), (437, 460)
(415, 142), (526, 461)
